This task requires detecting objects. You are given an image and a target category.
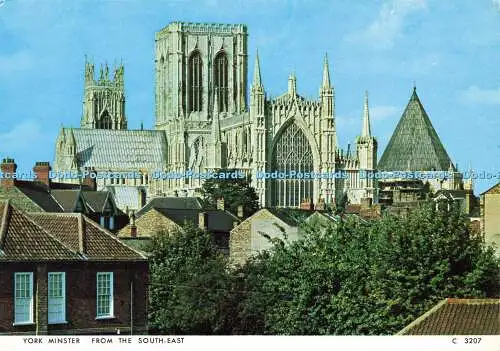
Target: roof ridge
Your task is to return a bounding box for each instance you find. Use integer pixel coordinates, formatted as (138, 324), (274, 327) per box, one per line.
(0, 200), (12, 250)
(446, 298), (500, 305)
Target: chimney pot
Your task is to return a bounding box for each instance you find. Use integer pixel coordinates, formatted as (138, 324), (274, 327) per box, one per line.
(198, 212), (208, 230)
(237, 205), (244, 218)
(216, 198), (225, 211)
(33, 161), (51, 187)
(1, 158), (17, 189)
(130, 225), (137, 238)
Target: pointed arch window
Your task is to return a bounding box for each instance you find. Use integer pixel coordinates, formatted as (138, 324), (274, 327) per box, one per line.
(100, 110), (112, 129)
(214, 51), (228, 112)
(189, 51), (203, 112)
(271, 123), (314, 207)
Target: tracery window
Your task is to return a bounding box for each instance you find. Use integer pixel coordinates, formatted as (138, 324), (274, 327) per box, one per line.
(189, 51), (203, 112)
(214, 52), (228, 112)
(271, 123), (314, 207)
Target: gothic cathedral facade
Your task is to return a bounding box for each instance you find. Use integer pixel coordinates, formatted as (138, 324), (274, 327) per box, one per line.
(54, 22), (378, 209)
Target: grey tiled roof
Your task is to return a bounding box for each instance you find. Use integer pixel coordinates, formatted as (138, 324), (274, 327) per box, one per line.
(66, 128), (168, 170)
(135, 197), (203, 218)
(378, 89), (453, 172)
(108, 186), (144, 210)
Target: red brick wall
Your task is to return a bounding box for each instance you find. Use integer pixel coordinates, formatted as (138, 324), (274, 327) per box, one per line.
(0, 261), (149, 335)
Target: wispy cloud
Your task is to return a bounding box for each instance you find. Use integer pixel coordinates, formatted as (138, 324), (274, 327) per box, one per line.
(346, 0), (427, 50)
(493, 0), (500, 11)
(462, 86), (500, 105)
(370, 106), (400, 121)
(0, 120), (52, 156)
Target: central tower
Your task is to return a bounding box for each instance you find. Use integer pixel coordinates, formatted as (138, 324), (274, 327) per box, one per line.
(154, 22), (248, 128)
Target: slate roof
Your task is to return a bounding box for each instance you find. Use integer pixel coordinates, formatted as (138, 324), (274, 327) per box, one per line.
(378, 88), (454, 172)
(108, 186), (144, 211)
(398, 298), (500, 335)
(135, 197), (203, 218)
(266, 208), (315, 226)
(50, 189), (81, 212)
(0, 200), (146, 261)
(65, 128), (168, 170)
(14, 181), (64, 212)
(153, 208), (238, 233)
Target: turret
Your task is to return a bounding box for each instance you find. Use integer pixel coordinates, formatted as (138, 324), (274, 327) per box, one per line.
(288, 72), (297, 97)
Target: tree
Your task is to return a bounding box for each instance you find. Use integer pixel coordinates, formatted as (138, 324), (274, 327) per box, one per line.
(200, 168), (260, 218)
(147, 224), (234, 334)
(234, 202), (499, 334)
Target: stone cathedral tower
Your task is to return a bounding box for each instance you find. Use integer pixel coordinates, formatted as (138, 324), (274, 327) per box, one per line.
(154, 22), (249, 193)
(80, 59), (127, 130)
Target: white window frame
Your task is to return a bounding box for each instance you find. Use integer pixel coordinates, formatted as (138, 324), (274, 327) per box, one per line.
(109, 216), (115, 230)
(14, 272), (34, 325)
(96, 272), (114, 319)
(48, 272), (66, 324)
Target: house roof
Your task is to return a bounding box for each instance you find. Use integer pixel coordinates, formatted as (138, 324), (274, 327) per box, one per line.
(14, 180), (64, 212)
(0, 200), (146, 261)
(0, 201), (80, 261)
(135, 196), (203, 218)
(153, 208), (239, 232)
(50, 189), (81, 212)
(64, 128), (168, 170)
(480, 182), (500, 195)
(378, 88), (454, 172)
(265, 208), (316, 226)
(28, 212), (146, 260)
(398, 298), (500, 335)
(433, 189), (467, 200)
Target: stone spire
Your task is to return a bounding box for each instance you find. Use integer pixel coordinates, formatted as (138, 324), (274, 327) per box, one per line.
(362, 91), (371, 137)
(321, 53), (331, 89)
(253, 51), (262, 87)
(288, 71), (297, 96)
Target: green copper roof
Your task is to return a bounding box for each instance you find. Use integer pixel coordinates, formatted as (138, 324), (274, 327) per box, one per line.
(378, 89), (453, 171)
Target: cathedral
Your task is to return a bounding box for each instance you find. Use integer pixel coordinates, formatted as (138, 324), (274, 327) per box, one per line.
(54, 22), (378, 211)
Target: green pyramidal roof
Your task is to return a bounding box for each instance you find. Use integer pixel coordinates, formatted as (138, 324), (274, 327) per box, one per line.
(378, 89), (453, 171)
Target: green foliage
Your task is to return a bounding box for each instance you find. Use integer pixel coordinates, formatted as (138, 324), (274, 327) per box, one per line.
(148, 224), (234, 334)
(148, 203), (499, 335)
(200, 168), (260, 218)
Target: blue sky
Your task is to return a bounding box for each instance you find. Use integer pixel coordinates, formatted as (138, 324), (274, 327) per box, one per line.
(0, 0), (499, 194)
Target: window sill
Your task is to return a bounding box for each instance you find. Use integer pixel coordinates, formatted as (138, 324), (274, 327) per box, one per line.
(95, 316), (115, 320)
(12, 322), (35, 326)
(48, 321), (68, 325)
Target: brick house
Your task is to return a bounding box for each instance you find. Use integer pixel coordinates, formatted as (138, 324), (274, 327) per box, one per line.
(0, 200), (148, 335)
(0, 158), (128, 232)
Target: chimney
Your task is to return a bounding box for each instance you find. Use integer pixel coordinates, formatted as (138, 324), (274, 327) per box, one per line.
(33, 161), (51, 187)
(81, 167), (97, 191)
(130, 210), (137, 238)
(299, 198), (313, 210)
(360, 197), (372, 210)
(315, 198), (325, 211)
(198, 212), (208, 230)
(216, 198), (225, 211)
(78, 214), (86, 254)
(0, 158), (17, 189)
(237, 205), (244, 218)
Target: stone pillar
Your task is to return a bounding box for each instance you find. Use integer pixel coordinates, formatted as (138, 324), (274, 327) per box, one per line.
(36, 264), (48, 335)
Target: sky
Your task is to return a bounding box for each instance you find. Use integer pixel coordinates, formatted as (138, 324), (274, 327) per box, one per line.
(0, 0), (499, 194)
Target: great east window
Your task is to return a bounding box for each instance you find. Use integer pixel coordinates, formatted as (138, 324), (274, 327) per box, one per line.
(271, 123), (314, 207)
